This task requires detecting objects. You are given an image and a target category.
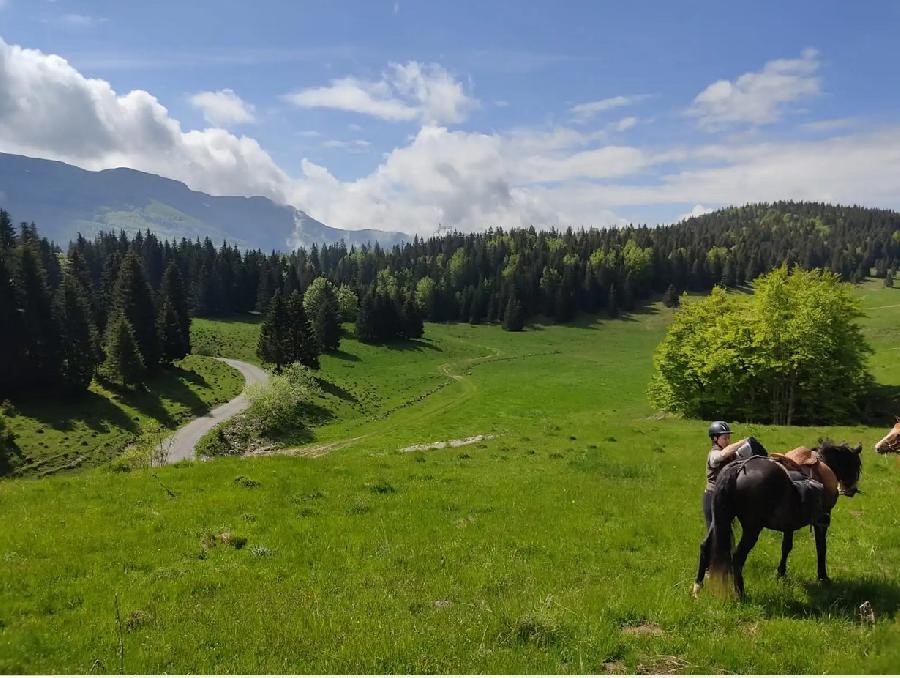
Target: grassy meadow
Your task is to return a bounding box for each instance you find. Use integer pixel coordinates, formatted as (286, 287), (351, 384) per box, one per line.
(0, 355), (243, 477)
(1, 281), (899, 673)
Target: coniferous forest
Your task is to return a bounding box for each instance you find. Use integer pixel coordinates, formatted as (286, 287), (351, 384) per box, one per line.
(1, 201), (898, 398)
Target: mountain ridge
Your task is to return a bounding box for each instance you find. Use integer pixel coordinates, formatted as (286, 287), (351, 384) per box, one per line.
(0, 152), (409, 251)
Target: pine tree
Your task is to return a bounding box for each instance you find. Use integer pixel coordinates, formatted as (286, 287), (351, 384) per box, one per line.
(111, 251), (160, 371)
(159, 262), (191, 357)
(99, 314), (146, 387)
(257, 289), (291, 371)
(313, 297), (341, 351)
(0, 251), (25, 395)
(403, 296), (424, 339)
(55, 273), (99, 392)
(97, 252), (122, 335)
(502, 296), (524, 332)
(355, 290), (378, 342)
(157, 297), (185, 364)
(287, 290), (320, 369)
(15, 241), (62, 387)
(0, 209), (15, 250)
(607, 283), (619, 318)
(662, 283), (680, 308)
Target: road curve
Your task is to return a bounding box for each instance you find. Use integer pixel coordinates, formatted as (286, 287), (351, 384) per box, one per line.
(161, 358), (270, 464)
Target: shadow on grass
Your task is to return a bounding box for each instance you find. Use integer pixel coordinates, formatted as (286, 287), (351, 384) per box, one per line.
(116, 365), (217, 428)
(368, 338), (443, 352)
(12, 390), (140, 435)
(315, 377), (359, 404)
(754, 576), (900, 621)
(296, 401), (337, 427)
(329, 348), (361, 362)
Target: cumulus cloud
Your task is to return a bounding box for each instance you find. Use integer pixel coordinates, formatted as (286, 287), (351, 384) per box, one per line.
(678, 204), (715, 222)
(283, 62), (477, 125)
(689, 49), (820, 130)
(3, 37), (899, 241)
(0, 37), (291, 203)
(570, 95), (647, 122)
(189, 89), (256, 127)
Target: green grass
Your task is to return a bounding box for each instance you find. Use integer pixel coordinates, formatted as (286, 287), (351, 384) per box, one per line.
(192, 315), (264, 366)
(1, 355), (243, 477)
(1, 282), (899, 673)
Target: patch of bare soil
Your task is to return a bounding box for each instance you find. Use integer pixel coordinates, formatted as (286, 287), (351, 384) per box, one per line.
(636, 655), (691, 674)
(399, 433), (496, 453)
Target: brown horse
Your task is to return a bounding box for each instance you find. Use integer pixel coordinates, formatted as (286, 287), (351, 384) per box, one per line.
(875, 419), (900, 454)
(694, 441), (862, 598)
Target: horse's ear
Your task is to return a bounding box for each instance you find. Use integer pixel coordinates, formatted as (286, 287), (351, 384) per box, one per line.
(854, 442), (863, 455)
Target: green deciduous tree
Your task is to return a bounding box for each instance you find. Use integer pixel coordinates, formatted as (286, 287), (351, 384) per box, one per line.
(649, 267), (872, 425)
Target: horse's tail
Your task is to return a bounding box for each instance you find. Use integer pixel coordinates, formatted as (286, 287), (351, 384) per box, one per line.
(709, 461), (742, 588)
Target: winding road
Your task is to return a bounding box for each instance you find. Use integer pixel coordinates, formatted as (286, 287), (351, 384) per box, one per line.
(160, 358), (269, 464)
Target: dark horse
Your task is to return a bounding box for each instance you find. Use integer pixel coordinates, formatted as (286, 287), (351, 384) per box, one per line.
(694, 441), (862, 598)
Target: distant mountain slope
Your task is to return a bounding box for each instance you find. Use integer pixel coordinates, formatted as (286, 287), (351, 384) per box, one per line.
(0, 153), (409, 251)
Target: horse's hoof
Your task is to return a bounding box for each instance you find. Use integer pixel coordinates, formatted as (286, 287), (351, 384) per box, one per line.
(777, 569), (786, 579)
(818, 576), (832, 585)
(691, 582), (702, 598)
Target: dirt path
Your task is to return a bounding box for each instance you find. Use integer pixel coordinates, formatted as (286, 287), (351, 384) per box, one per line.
(159, 358), (269, 464)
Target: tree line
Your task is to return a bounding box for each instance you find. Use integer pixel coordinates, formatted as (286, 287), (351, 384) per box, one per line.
(1, 200), (898, 395)
(1, 213), (191, 396)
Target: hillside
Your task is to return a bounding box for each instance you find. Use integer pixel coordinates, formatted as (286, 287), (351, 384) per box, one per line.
(1, 281), (899, 673)
(0, 153), (409, 251)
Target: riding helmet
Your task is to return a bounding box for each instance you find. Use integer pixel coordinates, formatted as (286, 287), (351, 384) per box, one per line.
(708, 420), (733, 439)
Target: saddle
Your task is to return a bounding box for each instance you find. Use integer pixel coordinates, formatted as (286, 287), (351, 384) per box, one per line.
(770, 446), (836, 525)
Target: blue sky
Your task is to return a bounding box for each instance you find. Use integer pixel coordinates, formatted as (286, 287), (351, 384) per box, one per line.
(1, 1), (900, 236)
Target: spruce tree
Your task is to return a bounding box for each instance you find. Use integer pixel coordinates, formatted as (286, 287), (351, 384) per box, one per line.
(355, 290), (378, 342)
(0, 251), (25, 395)
(157, 297), (185, 364)
(97, 252), (122, 334)
(287, 290), (320, 369)
(55, 272), (99, 392)
(257, 289), (291, 371)
(502, 296), (524, 332)
(159, 262), (191, 357)
(111, 251), (160, 371)
(99, 315), (145, 387)
(313, 297), (341, 351)
(0, 209), (15, 250)
(607, 283), (619, 318)
(662, 283), (680, 308)
(15, 241), (61, 387)
(403, 296), (424, 339)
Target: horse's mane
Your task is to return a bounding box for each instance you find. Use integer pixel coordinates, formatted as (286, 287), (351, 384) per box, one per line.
(815, 439), (862, 483)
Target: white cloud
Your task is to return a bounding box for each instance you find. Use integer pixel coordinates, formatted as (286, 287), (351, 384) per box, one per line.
(612, 116), (638, 132)
(283, 62), (477, 125)
(189, 89), (256, 127)
(678, 204), (715, 222)
(59, 13), (106, 28)
(3, 37), (900, 241)
(321, 139), (371, 151)
(0, 37), (291, 203)
(570, 95), (647, 122)
(689, 49), (820, 130)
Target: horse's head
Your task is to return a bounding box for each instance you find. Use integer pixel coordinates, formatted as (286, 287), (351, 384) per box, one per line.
(874, 419), (900, 454)
(818, 440), (863, 497)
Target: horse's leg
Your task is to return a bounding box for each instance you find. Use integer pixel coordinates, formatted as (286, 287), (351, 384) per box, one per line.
(777, 530), (794, 578)
(814, 524), (830, 582)
(693, 526), (714, 596)
(732, 525), (762, 598)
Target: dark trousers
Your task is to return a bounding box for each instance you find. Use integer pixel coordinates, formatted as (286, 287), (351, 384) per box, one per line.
(702, 489), (715, 531)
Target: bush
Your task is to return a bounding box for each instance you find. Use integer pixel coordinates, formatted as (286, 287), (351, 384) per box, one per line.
(245, 363), (320, 436)
(649, 266), (873, 425)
